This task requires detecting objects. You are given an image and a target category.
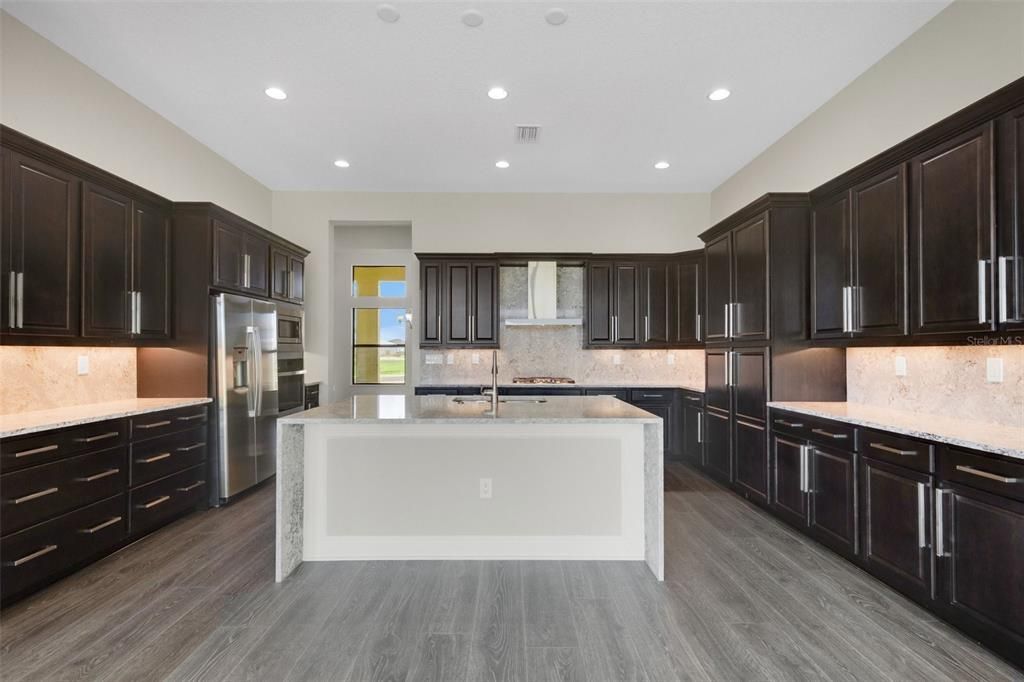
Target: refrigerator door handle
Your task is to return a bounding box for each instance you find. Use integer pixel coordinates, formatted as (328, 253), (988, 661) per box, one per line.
(245, 326), (258, 417)
(253, 325), (263, 416)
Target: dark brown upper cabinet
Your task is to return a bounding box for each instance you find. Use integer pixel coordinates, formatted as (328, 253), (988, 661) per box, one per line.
(418, 258), (498, 348)
(997, 104), (1024, 330)
(420, 260), (443, 346)
(131, 199), (172, 339)
(470, 262), (498, 345)
(1, 152), (80, 339)
(703, 234), (732, 343)
(586, 260), (639, 347)
(812, 165), (907, 339)
(910, 122), (995, 335)
(213, 218), (269, 297)
(640, 261), (671, 345)
(271, 246), (305, 304)
(586, 261), (613, 345)
(674, 253), (704, 345)
(82, 182), (133, 339)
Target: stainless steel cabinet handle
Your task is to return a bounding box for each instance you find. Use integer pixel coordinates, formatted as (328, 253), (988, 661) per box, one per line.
(774, 419), (805, 428)
(799, 445), (809, 493)
(136, 452), (172, 464)
(73, 431), (119, 444)
(724, 303), (731, 338)
(684, 395), (702, 403)
(244, 253), (251, 288)
(176, 413), (206, 421)
(436, 315), (441, 341)
(955, 465), (1020, 484)
(278, 370), (307, 377)
(139, 495), (171, 509)
(10, 487), (59, 504)
(917, 482), (927, 549)
(612, 314), (618, 342)
(136, 291), (142, 334)
(641, 394), (663, 399)
(695, 313), (702, 342)
(176, 442), (206, 453)
(997, 256), (1009, 323)
(13, 443), (59, 458)
(644, 315), (650, 342)
(697, 414), (703, 443)
(977, 259), (989, 324)
(176, 480), (205, 493)
(812, 428), (847, 440)
(869, 442), (917, 456)
(842, 286), (850, 333)
(469, 314), (475, 342)
(935, 489), (949, 557)
(76, 468), (120, 483)
(7, 271), (15, 328)
(135, 420), (171, 430)
(9, 544), (58, 567)
(15, 271), (24, 329)
(80, 516), (122, 534)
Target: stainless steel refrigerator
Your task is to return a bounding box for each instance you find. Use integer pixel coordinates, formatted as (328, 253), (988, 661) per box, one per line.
(213, 293), (279, 503)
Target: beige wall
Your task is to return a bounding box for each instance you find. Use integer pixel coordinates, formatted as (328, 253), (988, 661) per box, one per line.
(710, 0), (1024, 222)
(0, 12), (271, 227)
(273, 191), (710, 388)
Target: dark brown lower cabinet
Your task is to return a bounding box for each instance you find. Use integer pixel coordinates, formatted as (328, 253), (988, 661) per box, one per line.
(807, 444), (858, 559)
(734, 418), (767, 504)
(770, 434), (808, 527)
(681, 395), (704, 467)
(860, 457), (933, 601)
(703, 408), (731, 483)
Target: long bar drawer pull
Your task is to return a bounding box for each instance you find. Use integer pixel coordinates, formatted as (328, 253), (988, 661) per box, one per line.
(774, 419), (805, 428)
(139, 495), (171, 509)
(278, 370), (307, 377)
(176, 442), (206, 453)
(10, 487), (60, 504)
(812, 428), (847, 439)
(684, 396), (702, 403)
(136, 452), (172, 464)
(77, 468), (120, 482)
(176, 413), (206, 421)
(955, 465), (1021, 484)
(80, 516), (122, 534)
(136, 420), (171, 430)
(72, 431), (119, 444)
(9, 545), (58, 567)
(869, 442), (917, 456)
(641, 394), (664, 399)
(13, 443), (61, 459)
(176, 480), (205, 493)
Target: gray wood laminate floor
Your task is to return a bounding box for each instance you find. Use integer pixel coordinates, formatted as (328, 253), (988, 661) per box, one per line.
(2, 464), (1021, 681)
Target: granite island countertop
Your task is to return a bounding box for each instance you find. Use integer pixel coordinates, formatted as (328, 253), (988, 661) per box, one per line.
(280, 394), (663, 425)
(417, 383), (706, 393)
(768, 401), (1024, 461)
(0, 397), (213, 439)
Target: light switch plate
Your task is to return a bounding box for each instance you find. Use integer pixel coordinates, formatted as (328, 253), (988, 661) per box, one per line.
(986, 357), (1004, 383)
(666, 354), (675, 365)
(472, 353), (480, 365)
(894, 356), (907, 377)
(446, 353), (454, 365)
(77, 355), (89, 376)
(613, 354), (622, 366)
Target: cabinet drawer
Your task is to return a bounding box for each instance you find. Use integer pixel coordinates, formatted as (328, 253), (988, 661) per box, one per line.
(129, 465), (207, 536)
(861, 429), (934, 473)
(1, 446), (128, 536)
(629, 388), (674, 403)
(130, 405), (208, 442)
(940, 447), (1024, 503)
(680, 391), (704, 407)
(585, 388), (629, 401)
(803, 415), (856, 449)
(770, 410), (812, 441)
(1, 419), (127, 474)
(1, 495), (126, 601)
(131, 426), (207, 487)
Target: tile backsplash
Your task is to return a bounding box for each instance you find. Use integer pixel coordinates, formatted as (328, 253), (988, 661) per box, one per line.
(0, 346), (137, 414)
(847, 346), (1023, 428)
(419, 266), (705, 389)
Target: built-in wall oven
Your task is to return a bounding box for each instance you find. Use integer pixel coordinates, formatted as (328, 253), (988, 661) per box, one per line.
(276, 302), (305, 415)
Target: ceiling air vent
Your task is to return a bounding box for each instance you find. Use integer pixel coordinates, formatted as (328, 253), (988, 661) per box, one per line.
(514, 125), (541, 144)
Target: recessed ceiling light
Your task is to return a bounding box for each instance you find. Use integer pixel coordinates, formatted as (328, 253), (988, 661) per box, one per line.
(545, 8), (568, 25)
(708, 88), (731, 101)
(376, 4), (400, 23)
(264, 87), (287, 101)
(654, 161), (670, 170)
(462, 9), (484, 27)
(495, 160), (510, 169)
(334, 159), (350, 168)
(488, 86), (508, 100)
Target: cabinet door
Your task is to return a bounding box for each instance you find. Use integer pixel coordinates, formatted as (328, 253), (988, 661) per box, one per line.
(770, 434), (807, 528)
(731, 214), (770, 341)
(271, 248), (290, 300)
(675, 258), (703, 344)
(997, 105), (1024, 330)
(861, 457), (932, 601)
(243, 234), (269, 296)
(682, 403), (703, 466)
(807, 445), (858, 559)
(733, 347), (767, 424)
(213, 219), (244, 290)
(586, 262), (614, 345)
(852, 165), (908, 336)
(420, 261), (443, 346)
(640, 261), (671, 345)
(811, 192), (850, 338)
(704, 235), (731, 342)
(938, 485), (1024, 662)
(910, 123), (995, 334)
(82, 183), (132, 338)
(444, 262), (472, 344)
(703, 407), (732, 483)
(471, 262), (498, 346)
(132, 200), (172, 339)
(2, 153), (80, 337)
(289, 256), (304, 302)
(613, 263), (639, 344)
(734, 418), (768, 504)
(704, 349), (730, 413)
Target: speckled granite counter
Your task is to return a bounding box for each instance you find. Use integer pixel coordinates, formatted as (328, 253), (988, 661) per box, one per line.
(0, 397), (213, 439)
(768, 401), (1024, 461)
(418, 383), (705, 393)
(276, 395), (665, 583)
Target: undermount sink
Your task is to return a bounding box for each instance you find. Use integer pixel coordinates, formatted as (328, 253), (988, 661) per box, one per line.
(452, 397), (548, 405)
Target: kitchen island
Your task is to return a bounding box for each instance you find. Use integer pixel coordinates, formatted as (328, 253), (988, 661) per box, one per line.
(276, 394), (664, 582)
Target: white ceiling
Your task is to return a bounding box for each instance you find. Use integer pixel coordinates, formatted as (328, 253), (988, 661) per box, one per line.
(5, 1), (949, 193)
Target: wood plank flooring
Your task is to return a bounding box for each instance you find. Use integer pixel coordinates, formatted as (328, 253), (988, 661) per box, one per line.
(1, 465), (1021, 681)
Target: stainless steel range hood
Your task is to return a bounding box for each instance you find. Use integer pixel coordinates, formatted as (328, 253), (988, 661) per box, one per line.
(504, 261), (583, 327)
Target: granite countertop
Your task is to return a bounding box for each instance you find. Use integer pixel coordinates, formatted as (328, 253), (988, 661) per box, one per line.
(768, 401), (1024, 461)
(418, 383), (705, 392)
(0, 397), (213, 439)
(280, 394), (663, 425)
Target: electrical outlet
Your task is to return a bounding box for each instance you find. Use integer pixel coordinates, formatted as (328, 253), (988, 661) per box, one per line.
(666, 354), (675, 366)
(613, 354), (622, 366)
(479, 478), (492, 499)
(893, 356), (907, 377)
(446, 353), (454, 365)
(986, 357), (1004, 383)
(77, 355), (89, 376)
(424, 353), (443, 365)
(472, 353), (480, 365)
